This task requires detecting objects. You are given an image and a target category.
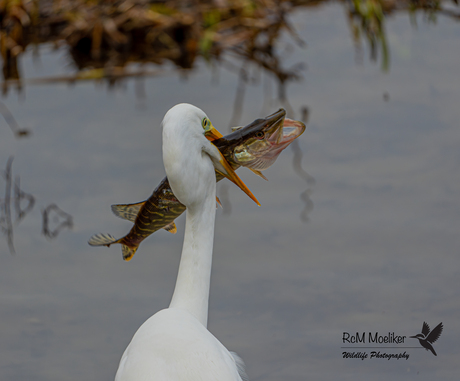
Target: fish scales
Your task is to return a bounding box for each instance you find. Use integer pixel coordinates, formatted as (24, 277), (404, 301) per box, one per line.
(120, 179), (185, 247)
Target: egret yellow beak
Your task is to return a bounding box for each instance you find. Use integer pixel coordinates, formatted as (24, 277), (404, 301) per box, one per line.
(212, 142), (260, 206)
(204, 122), (224, 141)
(204, 121), (259, 206)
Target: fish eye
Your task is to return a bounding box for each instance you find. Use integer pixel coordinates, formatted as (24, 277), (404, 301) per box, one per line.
(255, 131), (265, 140)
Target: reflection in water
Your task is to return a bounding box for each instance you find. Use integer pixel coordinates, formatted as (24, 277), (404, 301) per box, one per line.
(0, 157), (16, 253)
(228, 65), (248, 129)
(292, 106), (314, 222)
(226, 52), (304, 128)
(42, 204), (73, 240)
(347, 0), (390, 71)
(0, 0), (457, 91)
(0, 0), (308, 89)
(347, 0), (460, 71)
(291, 139), (314, 222)
(0, 157), (72, 254)
(14, 176), (35, 223)
(0, 101), (30, 137)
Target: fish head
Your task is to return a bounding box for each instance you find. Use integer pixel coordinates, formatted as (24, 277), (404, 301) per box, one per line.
(231, 110), (305, 170)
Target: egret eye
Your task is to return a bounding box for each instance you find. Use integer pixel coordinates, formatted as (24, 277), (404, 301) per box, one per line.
(255, 131), (265, 140)
(202, 117), (210, 130)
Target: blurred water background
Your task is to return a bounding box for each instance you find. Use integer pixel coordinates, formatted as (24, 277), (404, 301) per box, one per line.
(1, 1), (460, 380)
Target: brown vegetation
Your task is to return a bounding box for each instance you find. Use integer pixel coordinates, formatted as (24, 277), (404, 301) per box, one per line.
(0, 0), (458, 86)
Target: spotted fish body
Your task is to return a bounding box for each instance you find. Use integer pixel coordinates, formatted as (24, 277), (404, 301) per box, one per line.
(89, 109), (305, 261)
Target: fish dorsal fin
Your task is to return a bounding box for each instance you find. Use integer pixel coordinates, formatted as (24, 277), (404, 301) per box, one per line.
(111, 201), (145, 222)
(249, 168), (268, 181)
(163, 222), (177, 234)
(231, 126), (244, 132)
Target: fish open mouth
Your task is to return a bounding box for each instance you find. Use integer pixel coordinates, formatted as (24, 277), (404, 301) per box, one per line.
(214, 109), (305, 172)
(267, 118), (305, 148)
(251, 118), (305, 170)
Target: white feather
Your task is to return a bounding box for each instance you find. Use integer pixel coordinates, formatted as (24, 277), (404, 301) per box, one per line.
(115, 104), (247, 381)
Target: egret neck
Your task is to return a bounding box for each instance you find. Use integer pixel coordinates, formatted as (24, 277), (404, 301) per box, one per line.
(168, 172), (217, 328)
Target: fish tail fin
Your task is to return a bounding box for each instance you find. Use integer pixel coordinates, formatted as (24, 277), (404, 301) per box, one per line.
(88, 233), (118, 247)
(122, 244), (138, 261)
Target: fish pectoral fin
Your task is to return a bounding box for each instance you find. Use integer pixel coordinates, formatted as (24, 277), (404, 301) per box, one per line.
(163, 222), (177, 234)
(88, 233), (118, 247)
(216, 196), (223, 209)
(249, 168), (268, 181)
(111, 201), (146, 222)
(122, 245), (138, 261)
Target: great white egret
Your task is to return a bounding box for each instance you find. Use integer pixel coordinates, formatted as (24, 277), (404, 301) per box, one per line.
(114, 104), (256, 381)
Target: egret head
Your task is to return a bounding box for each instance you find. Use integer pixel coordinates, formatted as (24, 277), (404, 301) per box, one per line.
(162, 104), (259, 207)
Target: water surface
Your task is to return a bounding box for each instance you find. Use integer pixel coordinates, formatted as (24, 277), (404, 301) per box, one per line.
(1, 4), (459, 381)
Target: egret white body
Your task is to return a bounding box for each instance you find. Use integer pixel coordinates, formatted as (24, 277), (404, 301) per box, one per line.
(115, 104), (248, 381)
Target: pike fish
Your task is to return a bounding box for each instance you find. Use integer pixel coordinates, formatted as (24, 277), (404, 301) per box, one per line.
(89, 109), (305, 261)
